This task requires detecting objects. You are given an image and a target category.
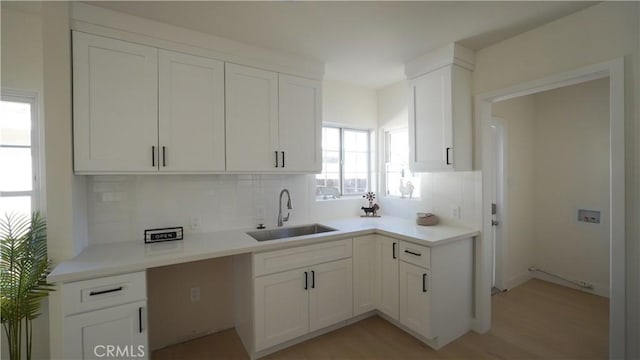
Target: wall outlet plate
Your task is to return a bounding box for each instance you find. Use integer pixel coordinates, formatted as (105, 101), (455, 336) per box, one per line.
(577, 209), (601, 224)
(190, 287), (200, 302)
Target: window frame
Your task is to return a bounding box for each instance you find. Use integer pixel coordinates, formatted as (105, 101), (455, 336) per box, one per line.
(0, 89), (42, 214)
(317, 125), (371, 199)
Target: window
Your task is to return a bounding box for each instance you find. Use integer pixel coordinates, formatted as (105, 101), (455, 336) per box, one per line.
(316, 126), (370, 199)
(0, 93), (39, 217)
(384, 128), (420, 199)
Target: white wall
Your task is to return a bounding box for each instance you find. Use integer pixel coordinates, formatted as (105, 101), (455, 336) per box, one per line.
(1, 4), (43, 91)
(492, 95), (536, 289)
(492, 79), (610, 296)
(147, 257), (234, 350)
(473, 2), (639, 356)
(532, 78), (610, 297)
(323, 80), (377, 129)
(0, 5), (50, 360)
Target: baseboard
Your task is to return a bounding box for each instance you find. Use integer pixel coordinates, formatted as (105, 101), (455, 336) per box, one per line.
(151, 326), (235, 352)
(506, 271), (533, 290)
(530, 272), (607, 298)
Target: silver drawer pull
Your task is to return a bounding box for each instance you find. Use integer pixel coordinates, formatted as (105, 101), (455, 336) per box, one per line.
(89, 286), (123, 296)
(404, 249), (421, 257)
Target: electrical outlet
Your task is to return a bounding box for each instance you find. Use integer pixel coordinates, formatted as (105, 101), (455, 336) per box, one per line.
(255, 206), (265, 221)
(189, 216), (200, 231)
(190, 287), (200, 302)
(451, 204), (461, 220)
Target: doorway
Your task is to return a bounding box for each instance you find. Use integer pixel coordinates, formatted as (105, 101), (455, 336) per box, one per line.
(475, 58), (625, 359)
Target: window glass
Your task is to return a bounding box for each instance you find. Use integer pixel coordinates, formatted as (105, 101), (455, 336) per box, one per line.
(0, 97), (37, 217)
(385, 128), (420, 199)
(316, 126), (370, 199)
(0, 147), (32, 191)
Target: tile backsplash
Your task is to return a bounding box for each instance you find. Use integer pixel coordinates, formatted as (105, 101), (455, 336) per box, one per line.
(85, 171), (482, 245)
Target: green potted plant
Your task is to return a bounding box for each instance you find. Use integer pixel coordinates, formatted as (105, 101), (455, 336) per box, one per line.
(1, 212), (53, 360)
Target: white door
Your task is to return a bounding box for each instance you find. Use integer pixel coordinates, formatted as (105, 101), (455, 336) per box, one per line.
(158, 50), (225, 172)
(399, 261), (432, 339)
(278, 74), (322, 172)
(225, 63), (278, 172)
(377, 236), (399, 320)
(309, 259), (353, 332)
(73, 32), (158, 173)
(64, 301), (148, 359)
(408, 65), (452, 172)
(353, 236), (377, 316)
(254, 268), (309, 351)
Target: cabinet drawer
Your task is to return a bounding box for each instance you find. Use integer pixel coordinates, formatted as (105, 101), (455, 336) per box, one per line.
(254, 239), (352, 276)
(399, 241), (431, 269)
(62, 272), (147, 316)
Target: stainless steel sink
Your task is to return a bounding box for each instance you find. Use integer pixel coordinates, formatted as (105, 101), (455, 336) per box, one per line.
(247, 224), (337, 242)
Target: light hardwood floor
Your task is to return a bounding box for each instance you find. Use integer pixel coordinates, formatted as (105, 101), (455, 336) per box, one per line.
(152, 279), (609, 359)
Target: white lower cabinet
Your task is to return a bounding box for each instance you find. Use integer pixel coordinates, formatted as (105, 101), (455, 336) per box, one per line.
(254, 268), (310, 350)
(252, 240), (354, 352)
(399, 261), (432, 339)
(309, 259), (353, 332)
(377, 236), (399, 320)
(352, 236), (377, 316)
(65, 301), (148, 360)
(60, 272), (148, 359)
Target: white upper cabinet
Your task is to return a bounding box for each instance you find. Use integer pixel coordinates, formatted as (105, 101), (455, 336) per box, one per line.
(226, 64), (322, 173)
(73, 32), (159, 173)
(406, 43), (474, 172)
(158, 50), (225, 172)
(73, 32), (227, 174)
(225, 63), (279, 172)
(278, 74), (322, 172)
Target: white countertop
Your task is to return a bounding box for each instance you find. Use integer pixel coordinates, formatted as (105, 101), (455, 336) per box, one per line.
(48, 216), (480, 284)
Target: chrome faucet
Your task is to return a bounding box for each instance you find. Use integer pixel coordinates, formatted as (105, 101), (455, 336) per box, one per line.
(277, 189), (292, 227)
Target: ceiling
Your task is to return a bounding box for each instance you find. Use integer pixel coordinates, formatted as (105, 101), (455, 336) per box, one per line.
(91, 1), (596, 89)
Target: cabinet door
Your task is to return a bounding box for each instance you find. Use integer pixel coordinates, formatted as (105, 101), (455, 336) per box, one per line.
(73, 32), (158, 173)
(309, 258), (353, 332)
(225, 63), (278, 172)
(158, 50), (225, 172)
(377, 236), (399, 320)
(278, 74), (322, 172)
(353, 236), (377, 316)
(399, 261), (432, 339)
(254, 268), (309, 351)
(408, 65), (452, 172)
(64, 301), (148, 359)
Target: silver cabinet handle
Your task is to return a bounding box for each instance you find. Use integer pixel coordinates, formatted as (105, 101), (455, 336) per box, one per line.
(162, 146), (167, 167)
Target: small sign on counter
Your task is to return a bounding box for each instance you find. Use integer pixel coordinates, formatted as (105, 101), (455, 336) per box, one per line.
(144, 227), (183, 243)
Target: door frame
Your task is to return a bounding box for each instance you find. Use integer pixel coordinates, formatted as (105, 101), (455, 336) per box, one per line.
(482, 116), (507, 291)
(474, 58), (625, 359)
